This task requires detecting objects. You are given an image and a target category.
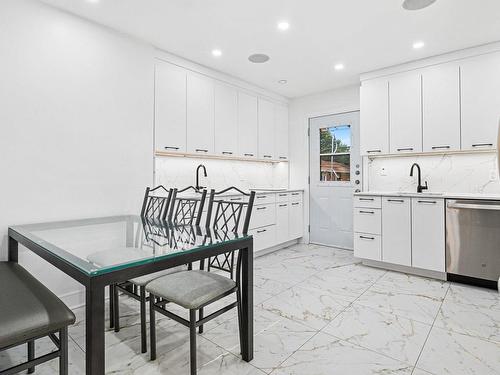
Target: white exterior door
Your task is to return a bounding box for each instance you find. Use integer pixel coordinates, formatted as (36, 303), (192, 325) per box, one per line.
(309, 111), (361, 249)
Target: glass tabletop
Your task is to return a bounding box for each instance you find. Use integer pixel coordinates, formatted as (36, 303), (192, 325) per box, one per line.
(10, 215), (251, 276)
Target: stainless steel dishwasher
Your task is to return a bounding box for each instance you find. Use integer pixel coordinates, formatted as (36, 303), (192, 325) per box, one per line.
(446, 199), (500, 285)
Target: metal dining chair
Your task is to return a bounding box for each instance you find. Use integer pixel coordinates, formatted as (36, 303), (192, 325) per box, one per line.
(146, 187), (255, 375)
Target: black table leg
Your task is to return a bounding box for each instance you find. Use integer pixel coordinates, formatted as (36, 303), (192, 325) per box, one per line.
(240, 240), (253, 362)
(86, 282), (105, 375)
(8, 235), (18, 262)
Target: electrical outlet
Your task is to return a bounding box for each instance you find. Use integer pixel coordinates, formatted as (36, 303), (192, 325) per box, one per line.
(380, 167), (388, 176)
(489, 169), (498, 181)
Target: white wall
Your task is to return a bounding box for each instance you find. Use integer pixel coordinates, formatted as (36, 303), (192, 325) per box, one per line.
(288, 85), (361, 242)
(0, 0), (154, 307)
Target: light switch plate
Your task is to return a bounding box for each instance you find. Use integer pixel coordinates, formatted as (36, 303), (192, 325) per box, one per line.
(380, 167), (387, 176)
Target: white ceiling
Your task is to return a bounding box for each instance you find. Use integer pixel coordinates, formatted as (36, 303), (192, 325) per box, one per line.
(40, 0), (500, 98)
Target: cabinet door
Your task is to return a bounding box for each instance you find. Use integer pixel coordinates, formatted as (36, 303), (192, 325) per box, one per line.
(155, 62), (186, 153)
(411, 198), (445, 272)
(389, 72), (422, 154)
(276, 202), (289, 243)
(382, 197), (411, 266)
(275, 104), (289, 160)
(258, 98), (276, 159)
(289, 201), (303, 240)
(186, 73), (214, 154)
(460, 52), (500, 151)
(360, 78), (389, 155)
(422, 63), (460, 152)
(214, 83), (238, 156)
(238, 92), (258, 158)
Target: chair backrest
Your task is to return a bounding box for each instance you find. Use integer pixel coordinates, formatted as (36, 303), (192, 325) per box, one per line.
(168, 186), (207, 226)
(203, 187), (255, 277)
(205, 187), (256, 234)
(140, 186), (173, 221)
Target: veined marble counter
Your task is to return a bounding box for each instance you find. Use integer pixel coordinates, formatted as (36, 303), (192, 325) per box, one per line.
(354, 191), (500, 201)
(178, 188), (304, 198)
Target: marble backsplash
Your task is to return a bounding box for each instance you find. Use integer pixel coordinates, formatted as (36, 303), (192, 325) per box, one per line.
(367, 151), (500, 194)
(154, 156), (289, 191)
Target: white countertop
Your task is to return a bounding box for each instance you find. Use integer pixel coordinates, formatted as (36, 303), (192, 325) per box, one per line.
(179, 188), (304, 198)
(354, 191), (500, 200)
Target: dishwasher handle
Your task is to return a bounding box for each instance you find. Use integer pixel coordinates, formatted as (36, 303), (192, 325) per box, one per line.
(448, 202), (500, 211)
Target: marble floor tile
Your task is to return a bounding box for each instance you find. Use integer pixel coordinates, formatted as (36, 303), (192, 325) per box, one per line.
(254, 261), (318, 286)
(375, 271), (449, 299)
(203, 308), (316, 373)
(356, 284), (444, 325)
(0, 336), (85, 375)
(444, 283), (500, 310)
(323, 303), (432, 365)
(417, 326), (500, 375)
(272, 332), (414, 375)
(316, 263), (387, 285)
(412, 369), (435, 375)
(259, 284), (348, 330)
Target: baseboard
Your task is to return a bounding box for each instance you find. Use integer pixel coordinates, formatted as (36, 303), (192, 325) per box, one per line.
(447, 273), (498, 290)
(360, 258), (447, 281)
(255, 239), (299, 258)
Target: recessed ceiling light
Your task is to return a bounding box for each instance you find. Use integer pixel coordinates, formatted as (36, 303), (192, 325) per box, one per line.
(211, 49), (222, 57)
(248, 54), (270, 63)
(413, 41), (425, 49)
(277, 21), (290, 31)
(334, 63), (345, 71)
(278, 80), (287, 84)
(402, 0), (437, 10)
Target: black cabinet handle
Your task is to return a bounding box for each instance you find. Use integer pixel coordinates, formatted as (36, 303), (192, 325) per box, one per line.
(195, 149), (208, 153)
(291, 193), (300, 196)
(387, 199), (404, 203)
(263, 155), (272, 158)
(279, 194), (288, 197)
(397, 147), (413, 152)
(417, 200), (437, 204)
(472, 143), (493, 148)
(431, 145), (450, 150)
(359, 210), (374, 214)
(256, 196), (266, 199)
(359, 235), (374, 240)
(359, 198), (374, 201)
(292, 202), (299, 206)
(257, 229), (267, 233)
(279, 156), (287, 160)
(164, 146), (180, 150)
(367, 150), (381, 153)
(279, 204), (288, 207)
(256, 207), (267, 210)
(222, 151), (233, 155)
(244, 153), (254, 157)
(230, 197), (242, 201)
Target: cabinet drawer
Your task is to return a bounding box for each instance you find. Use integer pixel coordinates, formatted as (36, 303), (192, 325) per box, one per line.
(250, 225), (276, 252)
(289, 191), (303, 203)
(354, 233), (382, 261)
(254, 193), (276, 205)
(276, 192), (290, 203)
(354, 195), (381, 209)
(250, 204), (275, 229)
(353, 208), (381, 235)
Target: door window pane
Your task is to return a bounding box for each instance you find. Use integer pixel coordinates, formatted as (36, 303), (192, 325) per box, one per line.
(319, 125), (351, 182)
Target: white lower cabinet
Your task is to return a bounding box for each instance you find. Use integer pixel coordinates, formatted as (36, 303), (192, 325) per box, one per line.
(354, 234), (382, 261)
(382, 197), (411, 266)
(354, 194), (445, 273)
(276, 202), (289, 244)
(249, 225), (276, 252)
(411, 198), (445, 272)
(289, 200), (303, 240)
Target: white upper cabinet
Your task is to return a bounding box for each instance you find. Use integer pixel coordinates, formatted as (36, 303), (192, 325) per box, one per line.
(155, 62), (186, 153)
(186, 73), (214, 154)
(460, 52), (500, 151)
(258, 98), (276, 159)
(389, 72), (422, 154)
(275, 104), (289, 160)
(360, 78), (389, 155)
(214, 83), (238, 156)
(422, 63), (460, 152)
(238, 92), (258, 158)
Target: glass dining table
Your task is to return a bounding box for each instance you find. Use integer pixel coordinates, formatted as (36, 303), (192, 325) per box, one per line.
(8, 215), (254, 375)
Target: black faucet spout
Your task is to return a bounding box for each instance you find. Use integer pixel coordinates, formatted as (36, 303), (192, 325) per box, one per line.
(410, 163), (428, 193)
(196, 164), (208, 191)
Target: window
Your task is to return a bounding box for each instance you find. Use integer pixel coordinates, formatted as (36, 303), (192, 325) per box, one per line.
(319, 125), (351, 182)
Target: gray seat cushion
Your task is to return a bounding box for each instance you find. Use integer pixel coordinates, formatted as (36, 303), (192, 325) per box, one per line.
(88, 248), (186, 286)
(146, 270), (236, 310)
(129, 266), (187, 286)
(0, 262), (76, 349)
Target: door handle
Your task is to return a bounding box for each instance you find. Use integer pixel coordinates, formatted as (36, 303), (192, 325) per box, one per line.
(448, 202), (500, 211)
